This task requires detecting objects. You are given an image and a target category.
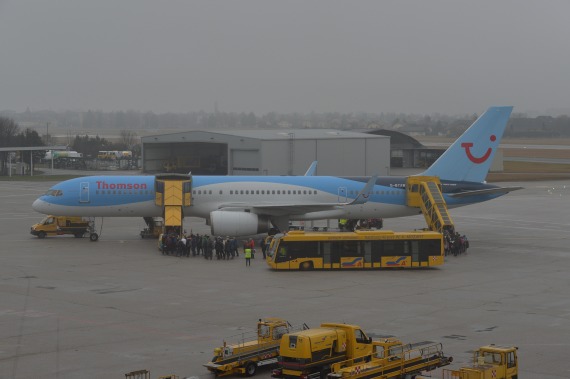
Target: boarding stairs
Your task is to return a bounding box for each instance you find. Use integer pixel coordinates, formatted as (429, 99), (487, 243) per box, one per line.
(154, 174), (192, 236)
(406, 176), (454, 233)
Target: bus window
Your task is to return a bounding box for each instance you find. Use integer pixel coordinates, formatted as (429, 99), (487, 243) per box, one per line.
(321, 242), (331, 264)
(342, 240), (359, 256)
(410, 240), (420, 262)
(371, 240), (383, 263)
(421, 239), (442, 259)
(280, 241), (319, 259)
(362, 241), (371, 263)
(384, 240), (405, 256)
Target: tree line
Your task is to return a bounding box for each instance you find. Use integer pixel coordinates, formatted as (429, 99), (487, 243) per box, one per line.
(0, 117), (141, 175)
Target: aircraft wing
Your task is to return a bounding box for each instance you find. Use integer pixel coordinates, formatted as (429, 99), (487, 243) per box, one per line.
(448, 186), (523, 198)
(218, 202), (347, 216)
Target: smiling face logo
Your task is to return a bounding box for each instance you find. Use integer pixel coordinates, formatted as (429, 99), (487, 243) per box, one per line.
(461, 135), (496, 164)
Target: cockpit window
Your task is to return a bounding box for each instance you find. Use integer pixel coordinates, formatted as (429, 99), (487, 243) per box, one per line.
(45, 189), (63, 196)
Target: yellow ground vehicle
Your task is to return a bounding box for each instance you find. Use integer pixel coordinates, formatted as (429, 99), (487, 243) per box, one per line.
(327, 338), (452, 379)
(205, 318), (309, 377)
(273, 323), (374, 379)
(441, 345), (518, 379)
(30, 215), (90, 239)
(266, 230), (443, 270)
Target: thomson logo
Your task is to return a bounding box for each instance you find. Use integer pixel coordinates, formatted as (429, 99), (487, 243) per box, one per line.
(96, 181), (148, 190)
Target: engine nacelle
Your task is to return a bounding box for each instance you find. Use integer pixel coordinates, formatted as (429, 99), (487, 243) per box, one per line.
(210, 211), (271, 236)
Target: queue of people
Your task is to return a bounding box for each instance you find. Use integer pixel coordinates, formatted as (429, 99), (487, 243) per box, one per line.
(160, 232), (266, 265)
(443, 229), (469, 256)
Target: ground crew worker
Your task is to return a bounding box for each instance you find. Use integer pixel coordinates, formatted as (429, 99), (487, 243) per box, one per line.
(244, 247), (252, 266)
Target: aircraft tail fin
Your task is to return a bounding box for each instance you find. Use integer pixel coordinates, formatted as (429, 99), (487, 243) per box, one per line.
(421, 106), (513, 182)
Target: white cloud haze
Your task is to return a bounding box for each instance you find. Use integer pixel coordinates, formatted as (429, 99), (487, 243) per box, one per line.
(1, 0), (569, 115)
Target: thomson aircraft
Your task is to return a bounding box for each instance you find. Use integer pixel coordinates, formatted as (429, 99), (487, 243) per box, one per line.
(32, 106), (521, 237)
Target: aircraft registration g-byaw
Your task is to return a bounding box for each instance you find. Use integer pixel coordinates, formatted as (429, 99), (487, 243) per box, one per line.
(32, 106), (521, 237)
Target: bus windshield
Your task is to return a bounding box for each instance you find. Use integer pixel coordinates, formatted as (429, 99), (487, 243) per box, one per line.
(267, 233), (285, 258)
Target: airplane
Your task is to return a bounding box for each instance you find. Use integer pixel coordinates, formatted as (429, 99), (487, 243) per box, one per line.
(32, 106), (521, 238)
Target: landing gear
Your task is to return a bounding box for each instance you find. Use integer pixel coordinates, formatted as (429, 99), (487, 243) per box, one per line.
(87, 217), (100, 242)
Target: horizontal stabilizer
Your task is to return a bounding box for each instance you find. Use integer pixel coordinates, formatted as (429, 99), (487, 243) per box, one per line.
(448, 186), (523, 198)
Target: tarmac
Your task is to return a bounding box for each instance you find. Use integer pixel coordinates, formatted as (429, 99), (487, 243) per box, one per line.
(1, 177), (569, 378)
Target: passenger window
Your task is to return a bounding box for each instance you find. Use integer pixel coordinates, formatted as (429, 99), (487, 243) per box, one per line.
(240, 190), (244, 195)
(230, 190), (233, 195)
(219, 190), (223, 194)
(209, 190), (212, 194)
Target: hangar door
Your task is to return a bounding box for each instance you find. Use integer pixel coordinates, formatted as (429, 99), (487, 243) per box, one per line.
(231, 150), (260, 175)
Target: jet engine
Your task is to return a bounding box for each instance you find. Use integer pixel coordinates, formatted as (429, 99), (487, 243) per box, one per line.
(210, 211), (271, 236)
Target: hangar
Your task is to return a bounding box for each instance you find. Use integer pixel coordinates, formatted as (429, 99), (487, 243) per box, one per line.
(141, 130), (390, 176)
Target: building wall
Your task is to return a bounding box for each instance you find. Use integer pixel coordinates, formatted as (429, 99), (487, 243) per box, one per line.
(142, 131), (390, 176)
(260, 140), (318, 175)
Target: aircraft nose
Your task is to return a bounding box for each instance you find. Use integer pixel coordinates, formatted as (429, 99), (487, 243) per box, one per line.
(32, 198), (49, 213)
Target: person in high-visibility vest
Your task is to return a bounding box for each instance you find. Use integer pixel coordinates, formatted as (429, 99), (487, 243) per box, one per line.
(244, 247), (252, 266)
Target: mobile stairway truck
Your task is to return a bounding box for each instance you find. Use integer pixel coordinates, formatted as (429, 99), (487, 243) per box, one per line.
(205, 318), (309, 377)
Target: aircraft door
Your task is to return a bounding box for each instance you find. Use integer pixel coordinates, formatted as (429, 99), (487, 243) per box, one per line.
(80, 182), (90, 203)
(338, 187), (347, 203)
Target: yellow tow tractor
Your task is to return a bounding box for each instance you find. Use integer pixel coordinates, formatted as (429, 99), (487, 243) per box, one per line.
(440, 345), (518, 379)
(205, 318), (309, 377)
(327, 337), (452, 379)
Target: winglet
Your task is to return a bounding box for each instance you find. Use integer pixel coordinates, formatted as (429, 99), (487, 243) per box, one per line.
(348, 176), (377, 205)
(304, 161), (318, 176)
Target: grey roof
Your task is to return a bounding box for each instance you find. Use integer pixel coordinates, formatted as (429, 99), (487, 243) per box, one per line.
(143, 129), (388, 141)
(0, 145), (67, 152)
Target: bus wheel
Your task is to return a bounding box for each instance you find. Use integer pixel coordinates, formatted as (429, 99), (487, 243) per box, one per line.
(245, 362), (257, 377)
(89, 233), (99, 242)
(74, 232), (84, 238)
(300, 261), (313, 271)
(38, 231), (46, 239)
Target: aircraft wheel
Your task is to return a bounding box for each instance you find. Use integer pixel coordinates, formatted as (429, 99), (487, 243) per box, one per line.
(245, 362), (257, 377)
(38, 231), (46, 239)
(89, 233), (99, 242)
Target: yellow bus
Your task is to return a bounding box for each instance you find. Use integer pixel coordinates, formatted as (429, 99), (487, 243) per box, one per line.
(266, 230), (443, 270)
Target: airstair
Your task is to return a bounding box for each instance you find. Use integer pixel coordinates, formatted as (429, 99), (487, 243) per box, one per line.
(154, 174), (192, 235)
(406, 176), (454, 233)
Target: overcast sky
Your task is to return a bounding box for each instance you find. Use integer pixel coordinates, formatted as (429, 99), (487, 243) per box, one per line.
(1, 1), (569, 115)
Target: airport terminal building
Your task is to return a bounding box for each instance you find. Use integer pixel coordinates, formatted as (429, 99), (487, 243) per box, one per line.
(141, 130), (390, 176)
